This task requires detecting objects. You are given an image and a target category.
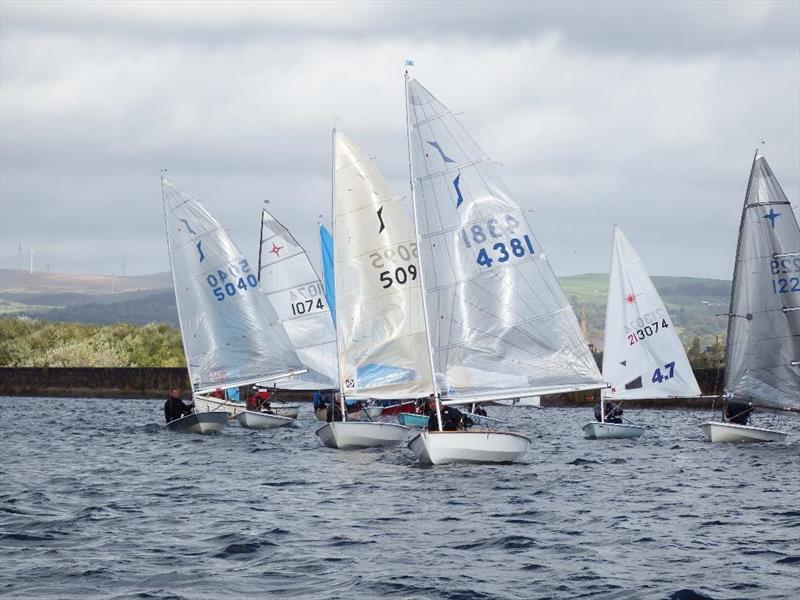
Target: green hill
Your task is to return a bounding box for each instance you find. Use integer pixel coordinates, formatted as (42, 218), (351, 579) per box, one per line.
(2, 269), (731, 353)
(560, 274), (730, 349)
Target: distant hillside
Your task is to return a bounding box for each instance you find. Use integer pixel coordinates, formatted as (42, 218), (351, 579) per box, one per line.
(0, 269), (172, 295)
(0, 269), (177, 326)
(560, 274), (730, 349)
(1, 269), (731, 349)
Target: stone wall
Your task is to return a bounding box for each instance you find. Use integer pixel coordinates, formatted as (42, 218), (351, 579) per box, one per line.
(0, 367), (725, 407)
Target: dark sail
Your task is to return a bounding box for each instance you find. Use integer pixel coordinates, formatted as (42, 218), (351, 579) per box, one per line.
(725, 155), (800, 411)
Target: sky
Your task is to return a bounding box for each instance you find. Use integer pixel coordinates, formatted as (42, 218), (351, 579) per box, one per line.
(1, 0), (798, 280)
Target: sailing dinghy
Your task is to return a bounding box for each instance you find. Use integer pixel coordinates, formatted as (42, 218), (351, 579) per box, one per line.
(701, 152), (800, 442)
(404, 74), (605, 463)
(584, 226), (702, 439)
(161, 177), (306, 433)
(315, 130), (427, 449)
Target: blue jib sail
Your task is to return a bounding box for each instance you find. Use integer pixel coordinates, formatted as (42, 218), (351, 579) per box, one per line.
(320, 223), (336, 326)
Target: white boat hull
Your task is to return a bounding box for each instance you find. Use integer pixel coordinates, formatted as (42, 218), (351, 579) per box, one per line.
(313, 406), (375, 422)
(314, 421), (408, 449)
(408, 430), (531, 465)
(166, 411), (228, 434)
(272, 405), (300, 419)
(194, 397), (299, 419)
(235, 410), (294, 430)
(701, 421), (788, 443)
(582, 421), (644, 439)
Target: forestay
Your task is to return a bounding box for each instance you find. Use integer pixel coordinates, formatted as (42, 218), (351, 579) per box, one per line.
(162, 179), (305, 393)
(332, 131), (435, 399)
(406, 78), (603, 403)
(257, 209), (338, 389)
(725, 154), (800, 411)
(602, 226), (701, 400)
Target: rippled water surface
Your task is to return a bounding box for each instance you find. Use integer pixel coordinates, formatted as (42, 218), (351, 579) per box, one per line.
(1, 397), (799, 600)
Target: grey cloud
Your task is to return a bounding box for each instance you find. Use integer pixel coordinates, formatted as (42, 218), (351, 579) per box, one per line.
(2, 1), (798, 56)
(0, 1), (798, 281)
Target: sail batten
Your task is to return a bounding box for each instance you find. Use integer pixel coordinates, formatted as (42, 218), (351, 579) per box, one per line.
(406, 78), (603, 400)
(162, 179), (305, 392)
(725, 155), (800, 411)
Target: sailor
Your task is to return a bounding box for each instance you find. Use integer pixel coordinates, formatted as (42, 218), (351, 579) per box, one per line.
(246, 388), (260, 412)
(312, 390), (327, 411)
(256, 389), (272, 413)
(427, 399), (473, 431)
(471, 403), (488, 417)
(725, 400), (752, 425)
(164, 388), (193, 423)
(594, 400), (623, 423)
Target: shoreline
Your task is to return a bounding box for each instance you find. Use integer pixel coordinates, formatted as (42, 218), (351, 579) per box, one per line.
(0, 367), (725, 409)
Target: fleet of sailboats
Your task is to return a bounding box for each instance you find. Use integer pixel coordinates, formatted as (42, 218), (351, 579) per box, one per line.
(159, 69), (798, 455)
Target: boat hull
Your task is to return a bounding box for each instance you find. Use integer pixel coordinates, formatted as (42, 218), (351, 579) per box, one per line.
(397, 413), (429, 428)
(314, 421), (408, 449)
(408, 430), (531, 465)
(379, 400), (416, 416)
(195, 397), (299, 419)
(582, 421), (644, 439)
(701, 421), (788, 443)
(313, 406), (374, 422)
(235, 410), (294, 430)
(166, 411), (228, 434)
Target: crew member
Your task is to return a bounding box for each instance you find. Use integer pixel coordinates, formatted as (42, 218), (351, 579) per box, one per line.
(594, 400), (623, 423)
(164, 388), (193, 423)
(725, 400), (752, 425)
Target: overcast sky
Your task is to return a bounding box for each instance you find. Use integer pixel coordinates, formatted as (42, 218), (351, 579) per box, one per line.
(1, 0), (798, 280)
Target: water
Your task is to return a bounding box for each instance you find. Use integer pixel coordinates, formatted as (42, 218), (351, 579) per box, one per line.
(1, 397), (798, 600)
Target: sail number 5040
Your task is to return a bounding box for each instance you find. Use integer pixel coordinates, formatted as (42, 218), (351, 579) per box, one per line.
(207, 260), (258, 301)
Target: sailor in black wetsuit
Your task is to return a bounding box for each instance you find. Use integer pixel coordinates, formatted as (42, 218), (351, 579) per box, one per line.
(725, 400), (752, 425)
(427, 400), (474, 431)
(594, 401), (623, 424)
(164, 388), (194, 423)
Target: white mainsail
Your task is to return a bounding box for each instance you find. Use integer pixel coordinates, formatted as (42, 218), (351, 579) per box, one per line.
(332, 131), (435, 399)
(162, 178), (305, 393)
(406, 77), (604, 404)
(602, 226), (701, 400)
(257, 209), (338, 390)
(725, 153), (800, 411)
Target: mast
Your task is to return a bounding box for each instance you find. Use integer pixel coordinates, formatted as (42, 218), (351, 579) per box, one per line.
(722, 149), (760, 413)
(161, 172), (196, 396)
(404, 68), (443, 432)
(330, 127), (347, 422)
(257, 207), (265, 282)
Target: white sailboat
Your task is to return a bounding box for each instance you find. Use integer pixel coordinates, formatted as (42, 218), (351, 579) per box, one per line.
(256, 208), (339, 391)
(161, 177), (306, 433)
(584, 226), (702, 439)
(701, 152), (800, 442)
(404, 74), (605, 464)
(314, 130), (425, 449)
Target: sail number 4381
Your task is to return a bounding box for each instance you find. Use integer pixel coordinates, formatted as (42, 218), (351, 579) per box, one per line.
(460, 214), (535, 268)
